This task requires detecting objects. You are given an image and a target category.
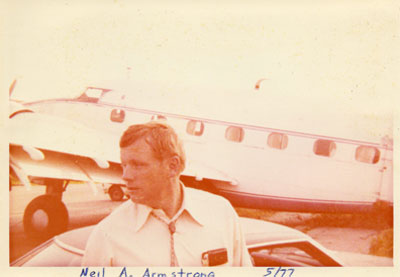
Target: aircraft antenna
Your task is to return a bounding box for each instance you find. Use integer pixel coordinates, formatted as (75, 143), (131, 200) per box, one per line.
(255, 78), (268, 90)
(9, 79), (17, 96)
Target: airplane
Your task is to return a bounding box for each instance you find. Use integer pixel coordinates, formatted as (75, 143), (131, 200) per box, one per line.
(9, 82), (393, 239)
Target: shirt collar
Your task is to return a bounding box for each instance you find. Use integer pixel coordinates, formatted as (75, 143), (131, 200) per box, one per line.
(131, 202), (153, 232)
(131, 182), (205, 232)
(178, 182), (206, 226)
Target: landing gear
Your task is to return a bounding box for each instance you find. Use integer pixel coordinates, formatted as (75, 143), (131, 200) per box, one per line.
(108, 185), (124, 201)
(22, 178), (69, 239)
(23, 195), (69, 239)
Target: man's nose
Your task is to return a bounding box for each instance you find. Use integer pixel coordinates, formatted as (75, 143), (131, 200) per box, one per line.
(122, 165), (134, 181)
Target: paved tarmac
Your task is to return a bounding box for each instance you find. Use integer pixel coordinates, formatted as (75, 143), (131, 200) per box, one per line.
(9, 183), (124, 263)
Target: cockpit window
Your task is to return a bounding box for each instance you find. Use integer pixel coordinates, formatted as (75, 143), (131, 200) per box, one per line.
(85, 88), (104, 98)
(76, 87), (112, 103)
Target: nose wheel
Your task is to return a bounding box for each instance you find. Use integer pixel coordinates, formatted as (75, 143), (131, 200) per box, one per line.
(108, 184), (124, 201)
(23, 194), (69, 239)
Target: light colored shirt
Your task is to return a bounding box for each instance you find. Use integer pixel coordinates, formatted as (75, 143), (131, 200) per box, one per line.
(82, 186), (253, 266)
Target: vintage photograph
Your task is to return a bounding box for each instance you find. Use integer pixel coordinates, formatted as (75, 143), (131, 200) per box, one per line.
(4, 0), (397, 275)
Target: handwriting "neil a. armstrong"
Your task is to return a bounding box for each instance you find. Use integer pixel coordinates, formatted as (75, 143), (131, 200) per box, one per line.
(80, 267), (216, 277)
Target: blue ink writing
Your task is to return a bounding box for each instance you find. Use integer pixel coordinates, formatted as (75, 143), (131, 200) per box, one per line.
(142, 268), (167, 277)
(264, 267), (295, 277)
(119, 267), (136, 277)
(171, 268), (215, 277)
(80, 267), (105, 277)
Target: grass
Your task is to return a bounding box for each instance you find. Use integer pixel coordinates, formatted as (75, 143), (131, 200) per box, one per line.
(234, 207), (275, 221)
(369, 228), (393, 257)
(234, 208), (392, 230)
(291, 212), (392, 230)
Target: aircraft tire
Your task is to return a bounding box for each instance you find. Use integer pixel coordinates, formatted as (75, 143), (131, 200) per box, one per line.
(23, 195), (69, 239)
(108, 185), (124, 201)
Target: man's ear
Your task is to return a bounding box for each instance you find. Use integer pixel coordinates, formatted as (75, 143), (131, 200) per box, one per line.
(168, 155), (181, 177)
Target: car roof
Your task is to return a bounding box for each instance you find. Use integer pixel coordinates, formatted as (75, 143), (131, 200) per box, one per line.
(54, 217), (308, 255)
(55, 225), (92, 255)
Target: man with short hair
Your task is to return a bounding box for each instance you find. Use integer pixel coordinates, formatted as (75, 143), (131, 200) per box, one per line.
(82, 121), (252, 266)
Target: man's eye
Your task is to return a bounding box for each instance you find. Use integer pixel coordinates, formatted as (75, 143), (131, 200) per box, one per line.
(123, 162), (146, 168)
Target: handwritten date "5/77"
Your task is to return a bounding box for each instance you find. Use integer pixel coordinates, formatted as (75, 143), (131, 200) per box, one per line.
(264, 267), (295, 277)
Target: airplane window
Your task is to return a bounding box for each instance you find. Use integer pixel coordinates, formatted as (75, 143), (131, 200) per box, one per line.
(267, 133), (288, 149)
(225, 126), (244, 142)
(85, 88), (104, 98)
(313, 139), (336, 157)
(355, 146), (380, 164)
(110, 109), (125, 123)
(186, 120), (204, 136)
(151, 115), (167, 121)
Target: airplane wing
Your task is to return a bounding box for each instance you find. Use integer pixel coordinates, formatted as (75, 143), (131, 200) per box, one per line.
(9, 111), (121, 164)
(10, 144), (123, 185)
(9, 111), (126, 197)
(9, 110), (233, 187)
(183, 159), (238, 185)
(8, 110), (129, 238)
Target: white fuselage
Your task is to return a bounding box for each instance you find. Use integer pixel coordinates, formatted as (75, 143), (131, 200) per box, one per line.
(21, 89), (393, 213)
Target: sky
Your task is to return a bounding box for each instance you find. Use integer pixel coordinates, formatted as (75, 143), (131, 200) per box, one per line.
(1, 0), (399, 143)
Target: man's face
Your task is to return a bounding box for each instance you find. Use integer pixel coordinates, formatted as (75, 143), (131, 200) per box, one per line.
(120, 137), (171, 208)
